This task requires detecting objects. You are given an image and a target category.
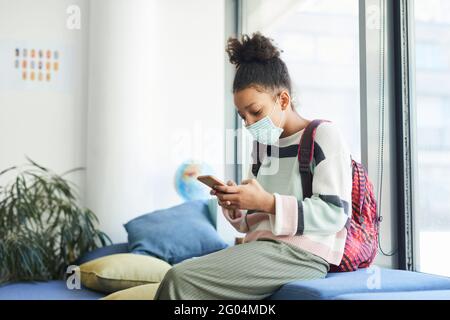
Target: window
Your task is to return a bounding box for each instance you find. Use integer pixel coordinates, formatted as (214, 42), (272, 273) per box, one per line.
(412, 0), (450, 277)
(239, 0), (361, 180)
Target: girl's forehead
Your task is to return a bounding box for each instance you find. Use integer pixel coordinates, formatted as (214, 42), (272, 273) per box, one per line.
(234, 88), (268, 108)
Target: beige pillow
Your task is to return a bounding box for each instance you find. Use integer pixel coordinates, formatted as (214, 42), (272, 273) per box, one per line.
(101, 283), (161, 300)
(80, 253), (171, 293)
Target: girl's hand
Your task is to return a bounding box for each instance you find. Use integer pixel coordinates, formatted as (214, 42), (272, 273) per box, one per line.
(210, 180), (239, 214)
(211, 178), (275, 214)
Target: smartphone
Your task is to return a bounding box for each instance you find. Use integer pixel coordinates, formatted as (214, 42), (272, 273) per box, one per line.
(197, 175), (226, 189)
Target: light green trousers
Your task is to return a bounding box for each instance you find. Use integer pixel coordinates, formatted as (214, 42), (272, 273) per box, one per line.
(154, 238), (330, 300)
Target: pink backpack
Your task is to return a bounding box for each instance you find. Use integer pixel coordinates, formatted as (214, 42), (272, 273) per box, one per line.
(299, 120), (379, 272)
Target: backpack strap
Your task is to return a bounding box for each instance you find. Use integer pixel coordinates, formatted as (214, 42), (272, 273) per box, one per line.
(298, 120), (330, 198)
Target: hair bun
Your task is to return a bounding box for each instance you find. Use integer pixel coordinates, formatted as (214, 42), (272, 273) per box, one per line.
(226, 32), (281, 67)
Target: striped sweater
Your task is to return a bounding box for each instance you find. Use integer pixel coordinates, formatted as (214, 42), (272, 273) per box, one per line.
(222, 122), (353, 266)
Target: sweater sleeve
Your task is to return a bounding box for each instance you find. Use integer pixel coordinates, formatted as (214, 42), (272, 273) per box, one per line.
(269, 122), (352, 236)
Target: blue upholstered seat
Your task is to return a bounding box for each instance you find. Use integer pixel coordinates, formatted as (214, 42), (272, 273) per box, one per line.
(268, 267), (450, 300)
(0, 281), (104, 300)
(3, 243), (450, 300)
(334, 290), (450, 300)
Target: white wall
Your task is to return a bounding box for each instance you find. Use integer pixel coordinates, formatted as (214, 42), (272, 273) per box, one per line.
(0, 0), (89, 196)
(0, 0), (228, 244)
(86, 0), (226, 243)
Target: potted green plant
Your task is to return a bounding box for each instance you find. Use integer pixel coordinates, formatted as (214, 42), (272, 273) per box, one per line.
(0, 157), (112, 284)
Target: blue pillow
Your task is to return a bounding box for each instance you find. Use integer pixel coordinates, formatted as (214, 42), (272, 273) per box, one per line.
(124, 200), (228, 265)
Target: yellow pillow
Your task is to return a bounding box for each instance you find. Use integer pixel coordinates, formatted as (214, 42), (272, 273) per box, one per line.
(80, 253), (171, 293)
(101, 283), (160, 300)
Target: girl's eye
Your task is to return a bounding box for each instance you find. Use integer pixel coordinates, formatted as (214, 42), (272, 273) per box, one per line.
(253, 109), (262, 116)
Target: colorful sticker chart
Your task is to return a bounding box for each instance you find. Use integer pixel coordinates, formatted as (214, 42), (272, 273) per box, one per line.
(14, 47), (60, 82)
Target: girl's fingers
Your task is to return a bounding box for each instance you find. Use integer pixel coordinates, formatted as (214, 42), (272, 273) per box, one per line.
(214, 184), (239, 194)
(213, 180), (238, 194)
(218, 200), (238, 211)
(216, 193), (237, 202)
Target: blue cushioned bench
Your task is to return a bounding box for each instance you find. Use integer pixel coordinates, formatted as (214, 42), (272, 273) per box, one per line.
(335, 290), (450, 300)
(2, 243), (450, 300)
(0, 281), (104, 300)
(268, 267), (450, 300)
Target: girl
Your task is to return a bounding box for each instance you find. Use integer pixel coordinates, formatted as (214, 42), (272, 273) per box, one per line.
(154, 32), (352, 300)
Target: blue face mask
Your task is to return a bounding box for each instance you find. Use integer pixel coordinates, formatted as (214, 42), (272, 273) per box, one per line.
(245, 98), (285, 145)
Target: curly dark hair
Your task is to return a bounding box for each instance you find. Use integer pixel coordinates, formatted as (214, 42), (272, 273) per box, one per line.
(226, 32), (294, 107)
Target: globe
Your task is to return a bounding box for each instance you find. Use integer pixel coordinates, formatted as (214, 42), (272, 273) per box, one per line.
(174, 160), (215, 201)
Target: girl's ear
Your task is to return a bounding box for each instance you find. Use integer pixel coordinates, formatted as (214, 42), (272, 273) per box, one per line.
(279, 90), (291, 111)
